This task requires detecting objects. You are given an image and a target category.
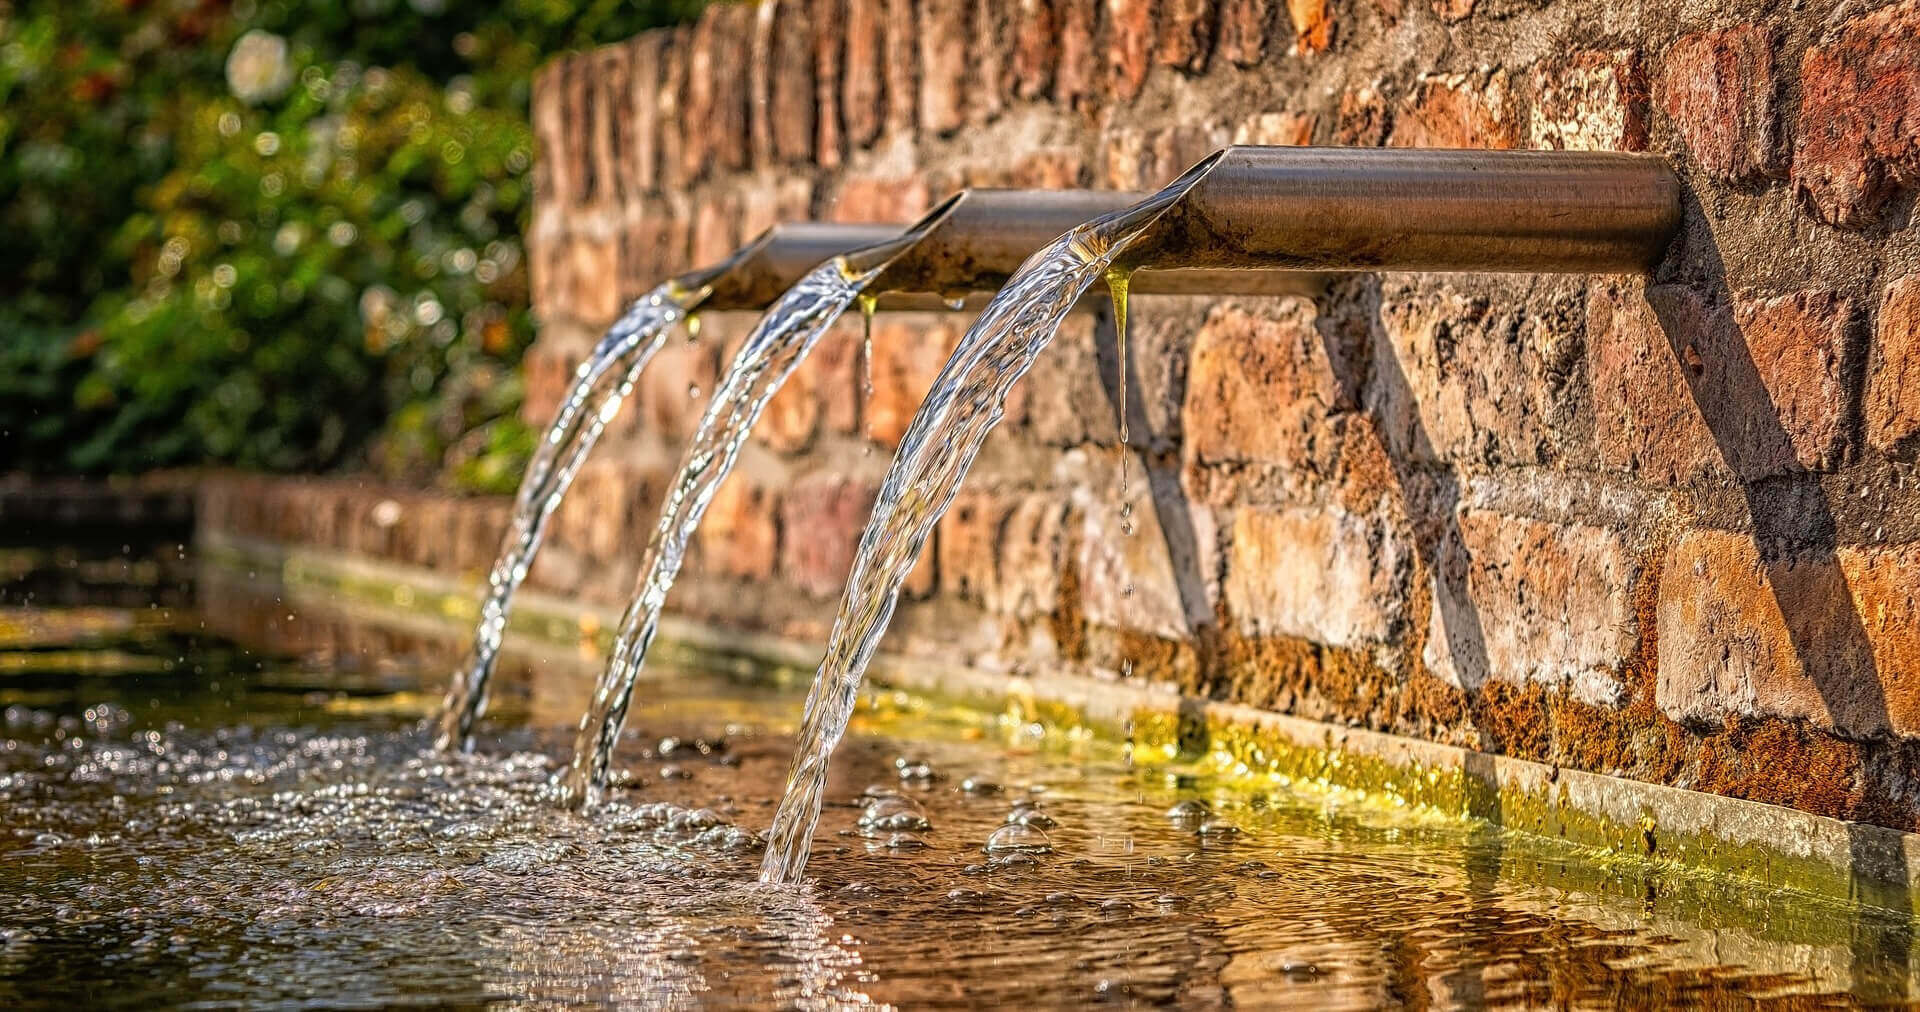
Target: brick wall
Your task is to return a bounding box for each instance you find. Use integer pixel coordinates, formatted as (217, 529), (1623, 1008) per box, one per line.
(494, 0), (1920, 826)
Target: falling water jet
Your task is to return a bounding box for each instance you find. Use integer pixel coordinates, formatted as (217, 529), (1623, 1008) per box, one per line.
(756, 158), (1224, 883)
(555, 197), (965, 808)
(755, 145), (1684, 883)
(433, 223), (907, 752)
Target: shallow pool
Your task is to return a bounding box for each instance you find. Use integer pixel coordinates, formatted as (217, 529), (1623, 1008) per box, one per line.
(1, 559), (1913, 1007)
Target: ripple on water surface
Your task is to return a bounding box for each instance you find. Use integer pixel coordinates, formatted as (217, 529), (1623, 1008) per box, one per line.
(0, 602), (1913, 1007)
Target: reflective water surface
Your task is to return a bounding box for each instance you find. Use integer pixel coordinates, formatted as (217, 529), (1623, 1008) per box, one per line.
(1, 555), (1914, 1008)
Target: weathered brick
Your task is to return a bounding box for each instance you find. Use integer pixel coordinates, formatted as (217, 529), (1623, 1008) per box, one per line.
(591, 46), (632, 209)
(937, 491), (1005, 604)
(1431, 0), (1472, 22)
(1010, 0), (1058, 99)
(920, 0), (969, 134)
(697, 471), (780, 580)
(640, 334), (720, 442)
(1658, 27), (1780, 183)
(1158, 0), (1214, 72)
(1216, 0), (1267, 66)
(1794, 0), (1920, 227)
(759, 314), (863, 453)
(866, 317), (961, 447)
(562, 234), (623, 328)
(689, 193), (740, 269)
(1285, 0), (1332, 54)
(996, 494), (1071, 617)
(1369, 282), (1560, 469)
(971, 0), (1010, 123)
(1056, 0), (1099, 109)
(780, 473), (879, 597)
(1868, 273), (1920, 453)
(1079, 477), (1220, 640)
(1335, 85), (1388, 146)
(530, 61), (571, 209)
(1020, 314), (1120, 446)
(1726, 289), (1855, 474)
(623, 35), (662, 193)
(841, 0), (885, 148)
(829, 175), (932, 223)
(1422, 510), (1637, 704)
(561, 55), (598, 208)
(1232, 111), (1316, 146)
(814, 0), (846, 167)
(1529, 49), (1647, 152)
(767, 0), (816, 163)
(1389, 71), (1517, 149)
(654, 27), (690, 190)
(1011, 149), (1087, 188)
(1658, 529), (1920, 737)
(748, 1), (776, 167)
(683, 6), (751, 180)
(1586, 282), (1728, 484)
(739, 177), (814, 242)
(1224, 504), (1412, 646)
(883, 0), (919, 135)
(1183, 300), (1356, 500)
(1105, 0), (1154, 103)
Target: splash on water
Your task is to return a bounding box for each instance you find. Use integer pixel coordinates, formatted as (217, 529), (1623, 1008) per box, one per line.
(558, 239), (922, 808)
(758, 163), (1212, 883)
(435, 283), (701, 752)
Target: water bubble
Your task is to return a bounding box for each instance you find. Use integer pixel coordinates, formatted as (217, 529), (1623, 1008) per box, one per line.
(984, 823), (1053, 855)
(894, 757), (937, 782)
(1197, 819), (1241, 840)
(1006, 807), (1058, 830)
(1165, 799), (1211, 826)
(1098, 898), (1136, 915)
(960, 776), (1002, 795)
(858, 794), (930, 833)
(989, 852), (1041, 871)
(659, 764), (692, 780)
(883, 832), (928, 850)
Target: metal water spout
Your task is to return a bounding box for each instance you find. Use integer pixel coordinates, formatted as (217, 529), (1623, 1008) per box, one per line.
(673, 146), (1682, 311)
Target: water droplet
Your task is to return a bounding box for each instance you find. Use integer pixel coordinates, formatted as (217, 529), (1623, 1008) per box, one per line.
(960, 776), (1002, 795)
(984, 823), (1053, 855)
(1165, 799), (1211, 825)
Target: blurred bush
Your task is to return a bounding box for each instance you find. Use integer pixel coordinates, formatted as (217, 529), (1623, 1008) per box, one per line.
(0, 0), (700, 491)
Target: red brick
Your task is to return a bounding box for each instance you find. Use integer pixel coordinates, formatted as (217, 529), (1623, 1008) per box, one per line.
(866, 317), (962, 447)
(972, 0), (1010, 124)
(561, 234), (622, 328)
(623, 35), (662, 193)
(1335, 85), (1388, 146)
(814, 0), (846, 167)
(683, 7), (752, 181)
(1011, 149), (1087, 188)
(1056, 0), (1099, 109)
(640, 335), (720, 443)
(758, 315), (863, 453)
(1158, 0), (1214, 72)
(1216, 0), (1267, 66)
(1183, 301), (1355, 501)
(920, 0), (969, 134)
(1421, 510), (1638, 704)
(829, 175), (931, 223)
(937, 491), (1005, 604)
(995, 494), (1071, 617)
(1658, 530), (1920, 737)
(1794, 0), (1920, 227)
(1224, 505), (1411, 647)
(748, 1), (776, 167)
(766, 0), (821, 164)
(1528, 50), (1648, 152)
(841, 0), (885, 148)
(1632, 285), (1855, 479)
(739, 177), (815, 243)
(1080, 474), (1221, 640)
(1010, 0), (1058, 99)
(1373, 282), (1557, 468)
(1232, 111), (1316, 146)
(1018, 314), (1118, 446)
(779, 473), (880, 597)
(688, 193), (740, 269)
(1586, 283), (1728, 484)
(1105, 0), (1154, 103)
(1658, 27), (1781, 183)
(530, 61), (571, 209)
(883, 0), (918, 135)
(697, 472), (780, 581)
(1868, 273), (1920, 454)
(1389, 71), (1516, 149)
(655, 27), (690, 190)
(1285, 0), (1332, 54)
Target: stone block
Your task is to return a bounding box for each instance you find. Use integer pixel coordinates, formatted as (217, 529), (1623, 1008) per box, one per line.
(1867, 273), (1920, 453)
(1224, 504), (1412, 647)
(1794, 0), (1920, 226)
(1658, 26), (1781, 183)
(697, 471), (780, 581)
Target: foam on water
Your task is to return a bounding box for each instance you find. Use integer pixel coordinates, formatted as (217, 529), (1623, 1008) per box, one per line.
(436, 283), (700, 752)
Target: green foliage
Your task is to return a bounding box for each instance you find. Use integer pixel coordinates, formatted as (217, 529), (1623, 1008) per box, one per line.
(0, 0), (700, 485)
